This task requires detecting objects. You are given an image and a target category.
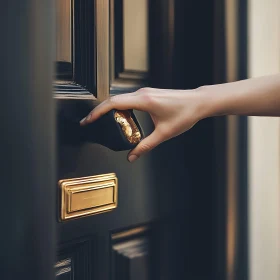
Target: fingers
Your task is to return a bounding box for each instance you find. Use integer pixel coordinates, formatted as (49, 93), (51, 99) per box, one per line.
(80, 93), (140, 125)
(127, 130), (164, 162)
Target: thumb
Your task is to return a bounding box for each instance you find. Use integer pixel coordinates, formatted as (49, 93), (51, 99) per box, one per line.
(127, 131), (163, 162)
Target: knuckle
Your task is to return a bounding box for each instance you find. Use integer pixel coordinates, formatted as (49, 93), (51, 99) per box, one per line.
(195, 85), (208, 93)
(142, 93), (153, 104)
(137, 87), (151, 94)
(138, 90), (156, 106)
(137, 87), (153, 98)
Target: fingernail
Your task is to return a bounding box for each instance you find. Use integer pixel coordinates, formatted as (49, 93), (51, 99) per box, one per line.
(86, 113), (92, 121)
(80, 117), (87, 124)
(128, 155), (138, 163)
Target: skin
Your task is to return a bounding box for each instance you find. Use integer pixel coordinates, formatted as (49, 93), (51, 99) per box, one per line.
(80, 74), (280, 162)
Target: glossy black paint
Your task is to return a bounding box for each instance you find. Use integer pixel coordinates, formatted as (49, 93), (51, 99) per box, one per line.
(236, 0), (249, 278)
(56, 62), (73, 80)
(56, 96), (157, 279)
(112, 235), (150, 280)
(57, 102), (144, 151)
(74, 0), (96, 94)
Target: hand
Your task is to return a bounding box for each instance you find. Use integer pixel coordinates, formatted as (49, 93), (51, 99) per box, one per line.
(80, 87), (206, 162)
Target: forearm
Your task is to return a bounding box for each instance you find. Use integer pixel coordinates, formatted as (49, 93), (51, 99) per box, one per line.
(199, 74), (280, 119)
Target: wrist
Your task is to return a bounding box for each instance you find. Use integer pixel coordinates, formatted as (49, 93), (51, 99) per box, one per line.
(193, 85), (219, 120)
(194, 84), (231, 120)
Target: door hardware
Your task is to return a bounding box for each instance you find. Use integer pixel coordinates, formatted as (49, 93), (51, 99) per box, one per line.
(58, 101), (144, 151)
(84, 109), (144, 150)
(59, 173), (118, 220)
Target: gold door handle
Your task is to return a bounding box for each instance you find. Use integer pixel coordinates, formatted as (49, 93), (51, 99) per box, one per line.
(82, 109), (144, 151)
(59, 107), (144, 151)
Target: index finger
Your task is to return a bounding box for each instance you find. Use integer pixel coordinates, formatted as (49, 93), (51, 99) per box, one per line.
(80, 92), (141, 125)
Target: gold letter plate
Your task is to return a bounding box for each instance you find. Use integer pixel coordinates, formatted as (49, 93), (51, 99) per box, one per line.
(59, 173), (118, 221)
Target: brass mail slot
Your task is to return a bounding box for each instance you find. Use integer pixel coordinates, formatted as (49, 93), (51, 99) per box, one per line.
(59, 173), (118, 220)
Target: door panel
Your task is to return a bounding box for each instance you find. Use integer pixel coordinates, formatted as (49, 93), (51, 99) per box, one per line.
(55, 0), (97, 96)
(110, 0), (149, 91)
(55, 0), (229, 280)
(56, 239), (95, 279)
(56, 95), (156, 280)
(112, 230), (151, 280)
(56, 107), (156, 243)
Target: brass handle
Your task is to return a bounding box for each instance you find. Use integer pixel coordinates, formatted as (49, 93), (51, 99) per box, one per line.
(58, 105), (144, 151)
(81, 109), (144, 150)
(114, 110), (142, 144)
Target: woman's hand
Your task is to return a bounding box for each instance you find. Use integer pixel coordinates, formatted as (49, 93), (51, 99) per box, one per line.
(80, 87), (206, 162)
(80, 74), (280, 162)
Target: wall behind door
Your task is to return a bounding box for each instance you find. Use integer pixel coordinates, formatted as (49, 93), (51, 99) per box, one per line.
(248, 0), (280, 280)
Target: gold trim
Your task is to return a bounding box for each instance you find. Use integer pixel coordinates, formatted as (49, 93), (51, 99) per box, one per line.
(110, 0), (115, 83)
(54, 93), (98, 101)
(55, 259), (71, 268)
(225, 1), (239, 280)
(56, 267), (71, 277)
(59, 173), (118, 220)
(112, 226), (149, 240)
(96, 0), (110, 101)
(55, 0), (72, 63)
(225, 0), (238, 82)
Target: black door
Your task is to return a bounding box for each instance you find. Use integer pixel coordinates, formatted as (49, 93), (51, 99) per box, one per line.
(54, 1), (228, 279)
(1, 0), (248, 280)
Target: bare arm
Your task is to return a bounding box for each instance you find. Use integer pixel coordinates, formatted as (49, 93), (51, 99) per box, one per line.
(202, 74), (280, 118)
(80, 74), (280, 162)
